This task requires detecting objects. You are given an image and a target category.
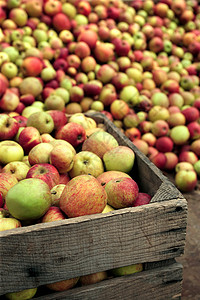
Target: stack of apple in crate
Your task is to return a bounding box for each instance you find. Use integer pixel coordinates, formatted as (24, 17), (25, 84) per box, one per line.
(0, 111), (187, 300)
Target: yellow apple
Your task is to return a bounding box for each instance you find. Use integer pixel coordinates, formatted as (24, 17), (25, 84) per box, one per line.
(0, 141), (24, 164)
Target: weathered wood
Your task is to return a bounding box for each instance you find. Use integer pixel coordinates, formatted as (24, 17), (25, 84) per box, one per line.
(0, 199), (187, 295)
(33, 262), (183, 300)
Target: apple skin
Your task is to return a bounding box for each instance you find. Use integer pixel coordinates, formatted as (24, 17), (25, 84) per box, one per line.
(103, 146), (135, 174)
(97, 171), (131, 188)
(0, 173), (18, 206)
(21, 56), (43, 77)
(194, 160), (200, 177)
(69, 151), (104, 178)
(175, 162), (194, 173)
(49, 144), (75, 174)
(41, 206), (66, 223)
(51, 184), (66, 207)
(132, 139), (149, 156)
(0, 114), (19, 141)
(150, 152), (167, 170)
(0, 140), (24, 164)
(59, 175), (107, 218)
(46, 110), (67, 130)
(28, 143), (54, 165)
(46, 277), (80, 292)
(5, 288), (38, 300)
(105, 177), (139, 209)
(132, 193), (151, 207)
(50, 139), (76, 156)
(164, 152), (179, 171)
(55, 122), (86, 148)
(82, 131), (118, 159)
(181, 107), (200, 123)
(175, 170), (197, 192)
(110, 263), (143, 277)
(0, 89), (20, 112)
(0, 217), (21, 232)
(155, 136), (174, 153)
(178, 151), (198, 165)
(26, 163), (60, 190)
(80, 271), (108, 286)
(2, 161), (30, 181)
(6, 178), (52, 221)
(187, 121), (200, 140)
(18, 126), (42, 154)
(170, 125), (190, 145)
(26, 111), (54, 135)
(190, 139), (200, 157)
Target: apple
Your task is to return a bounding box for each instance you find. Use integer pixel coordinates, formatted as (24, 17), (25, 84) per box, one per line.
(26, 163), (60, 190)
(103, 146), (135, 174)
(164, 152), (179, 171)
(19, 77), (43, 98)
(178, 151), (198, 165)
(19, 127), (41, 154)
(0, 114), (19, 141)
(41, 206), (66, 223)
(55, 122), (86, 148)
(0, 173), (18, 206)
(181, 107), (199, 123)
(28, 142), (54, 165)
(41, 133), (55, 144)
(175, 162), (194, 173)
(110, 100), (130, 120)
(141, 133), (156, 147)
(80, 271), (108, 286)
(132, 139), (149, 156)
(21, 56), (43, 77)
(175, 170), (197, 192)
(105, 177), (139, 209)
(50, 139), (76, 156)
(0, 89), (19, 112)
(0, 140), (24, 164)
(148, 106), (170, 122)
(6, 178), (52, 221)
(110, 263), (143, 276)
(119, 85), (139, 107)
(0, 217), (21, 232)
(97, 171), (131, 188)
(51, 184), (66, 207)
(170, 125), (190, 145)
(190, 139), (200, 157)
(59, 175), (107, 218)
(155, 136), (174, 153)
(167, 112), (186, 128)
(69, 151), (104, 178)
(26, 111), (54, 135)
(68, 114), (97, 131)
(49, 144), (75, 174)
(194, 160), (200, 176)
(2, 161), (30, 181)
(82, 131), (118, 159)
(46, 277), (79, 292)
(125, 128), (141, 141)
(150, 152), (167, 170)
(132, 193), (151, 207)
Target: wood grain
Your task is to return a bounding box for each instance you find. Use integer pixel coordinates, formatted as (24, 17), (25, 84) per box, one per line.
(33, 262), (183, 300)
(0, 199), (187, 295)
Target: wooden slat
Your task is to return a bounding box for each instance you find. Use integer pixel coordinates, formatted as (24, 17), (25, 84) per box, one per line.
(0, 199), (187, 295)
(33, 262), (183, 300)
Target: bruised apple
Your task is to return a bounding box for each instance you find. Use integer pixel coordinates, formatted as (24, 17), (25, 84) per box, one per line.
(59, 175), (107, 218)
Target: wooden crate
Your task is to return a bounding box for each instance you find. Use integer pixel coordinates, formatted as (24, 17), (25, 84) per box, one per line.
(0, 113), (187, 299)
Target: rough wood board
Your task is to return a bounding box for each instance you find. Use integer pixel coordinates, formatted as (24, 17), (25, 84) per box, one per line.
(33, 262), (183, 300)
(0, 199), (187, 295)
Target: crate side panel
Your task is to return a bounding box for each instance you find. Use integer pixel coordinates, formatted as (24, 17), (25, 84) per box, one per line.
(0, 199), (187, 295)
(34, 262), (183, 300)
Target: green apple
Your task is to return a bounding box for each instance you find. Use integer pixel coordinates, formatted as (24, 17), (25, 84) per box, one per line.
(0, 141), (24, 164)
(3, 46), (19, 62)
(5, 288), (37, 300)
(53, 88), (70, 104)
(120, 85), (139, 107)
(90, 101), (104, 112)
(19, 77), (43, 97)
(103, 146), (135, 173)
(26, 111), (54, 134)
(110, 263), (143, 277)
(6, 178), (52, 221)
(21, 106), (43, 118)
(1, 62), (18, 79)
(175, 170), (197, 192)
(69, 151), (104, 178)
(170, 125), (190, 145)
(41, 67), (56, 82)
(194, 160), (200, 176)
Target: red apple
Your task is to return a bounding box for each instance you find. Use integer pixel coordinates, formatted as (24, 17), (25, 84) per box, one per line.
(21, 57), (43, 77)
(132, 192), (152, 207)
(41, 206), (66, 223)
(46, 110), (67, 130)
(26, 163), (60, 189)
(19, 127), (42, 154)
(155, 136), (174, 153)
(59, 175), (107, 218)
(0, 114), (19, 141)
(55, 122), (86, 148)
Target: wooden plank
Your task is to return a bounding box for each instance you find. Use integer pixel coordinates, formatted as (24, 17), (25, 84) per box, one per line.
(33, 262), (183, 300)
(0, 199), (187, 295)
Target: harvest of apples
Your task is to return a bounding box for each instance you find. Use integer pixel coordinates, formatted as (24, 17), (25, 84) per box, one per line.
(0, 0), (199, 296)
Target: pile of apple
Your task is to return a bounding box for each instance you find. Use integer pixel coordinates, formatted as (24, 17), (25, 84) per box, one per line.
(1, 0), (200, 194)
